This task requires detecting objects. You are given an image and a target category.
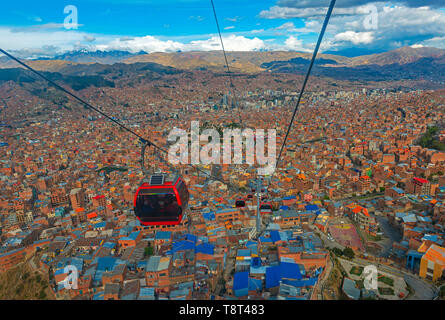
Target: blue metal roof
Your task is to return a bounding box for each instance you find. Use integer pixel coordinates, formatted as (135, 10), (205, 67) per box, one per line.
(92, 291), (104, 300)
(248, 278), (263, 291)
(233, 271), (249, 291)
(422, 234), (438, 242)
(305, 204), (319, 211)
(280, 262), (302, 280)
(259, 236), (273, 243)
(238, 249), (251, 257)
(266, 262), (302, 289)
(120, 231), (140, 241)
(195, 243), (214, 255)
(246, 240), (257, 248)
(93, 222), (107, 229)
(102, 242), (116, 249)
(169, 240), (195, 253)
(266, 265), (280, 289)
(185, 234), (197, 243)
(203, 211), (216, 221)
(270, 230), (281, 243)
(251, 257), (261, 268)
(139, 287), (155, 297)
(155, 231), (172, 240)
(392, 187), (405, 194)
(283, 277), (318, 287)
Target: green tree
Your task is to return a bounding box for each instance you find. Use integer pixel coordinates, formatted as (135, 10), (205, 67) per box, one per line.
(144, 246), (154, 257)
(332, 247), (343, 257)
(38, 290), (47, 299)
(343, 247), (355, 259)
(440, 286), (445, 298)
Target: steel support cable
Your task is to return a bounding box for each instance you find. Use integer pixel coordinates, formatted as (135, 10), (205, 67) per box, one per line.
(0, 48), (237, 189)
(210, 0), (243, 125)
(275, 0), (336, 172)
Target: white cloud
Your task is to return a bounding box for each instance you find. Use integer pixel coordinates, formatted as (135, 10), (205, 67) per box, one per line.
(284, 35), (308, 51)
(95, 35), (186, 52)
(275, 22), (297, 31)
(3, 2), (445, 59)
(260, 5), (369, 19)
(0, 26), (92, 57)
(419, 36), (445, 49)
(225, 16), (242, 22)
(93, 34), (268, 53)
(84, 35), (96, 42)
(0, 22), (269, 56)
(188, 35), (266, 51)
(276, 0), (445, 9)
(334, 31), (375, 45)
(251, 29), (265, 34)
(260, 2), (445, 51)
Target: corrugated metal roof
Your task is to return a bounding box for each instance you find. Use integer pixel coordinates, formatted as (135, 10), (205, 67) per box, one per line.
(233, 271), (249, 291)
(146, 255), (171, 272)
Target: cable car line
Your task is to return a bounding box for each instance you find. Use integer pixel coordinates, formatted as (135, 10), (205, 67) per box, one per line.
(1, 1), (335, 226)
(0, 48), (238, 190)
(210, 0), (243, 126)
(275, 0), (336, 171)
(0, 48), (161, 151)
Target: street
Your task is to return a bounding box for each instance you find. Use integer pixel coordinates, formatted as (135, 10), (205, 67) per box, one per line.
(375, 215), (402, 258)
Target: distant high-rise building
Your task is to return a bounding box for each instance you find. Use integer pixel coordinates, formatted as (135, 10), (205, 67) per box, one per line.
(51, 188), (69, 206)
(92, 194), (106, 208)
(407, 177), (431, 195)
(211, 164), (223, 181)
(70, 188), (85, 210)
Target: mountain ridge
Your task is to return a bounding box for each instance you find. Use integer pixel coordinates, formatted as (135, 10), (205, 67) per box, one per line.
(0, 46), (444, 83)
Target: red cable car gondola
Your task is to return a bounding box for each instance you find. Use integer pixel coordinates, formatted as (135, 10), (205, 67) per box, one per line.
(235, 199), (246, 208)
(260, 202), (272, 211)
(134, 174), (189, 226)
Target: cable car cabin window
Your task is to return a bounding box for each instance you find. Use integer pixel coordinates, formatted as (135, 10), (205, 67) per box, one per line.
(236, 200), (245, 207)
(136, 189), (180, 221)
(176, 180), (189, 206)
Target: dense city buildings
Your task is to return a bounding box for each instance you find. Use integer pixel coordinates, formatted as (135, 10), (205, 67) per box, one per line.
(0, 49), (444, 301)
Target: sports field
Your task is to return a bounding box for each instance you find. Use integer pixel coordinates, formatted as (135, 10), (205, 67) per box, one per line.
(329, 224), (364, 251)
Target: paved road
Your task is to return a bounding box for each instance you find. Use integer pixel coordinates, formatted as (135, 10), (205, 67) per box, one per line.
(316, 255), (334, 300)
(214, 246), (237, 296)
(375, 216), (402, 258)
(309, 224), (345, 250)
(404, 275), (438, 300)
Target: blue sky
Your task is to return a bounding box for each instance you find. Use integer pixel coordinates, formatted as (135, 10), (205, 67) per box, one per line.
(0, 0), (444, 57)
(2, 0), (280, 37)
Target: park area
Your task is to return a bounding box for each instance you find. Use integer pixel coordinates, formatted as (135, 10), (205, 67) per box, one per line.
(339, 258), (409, 300)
